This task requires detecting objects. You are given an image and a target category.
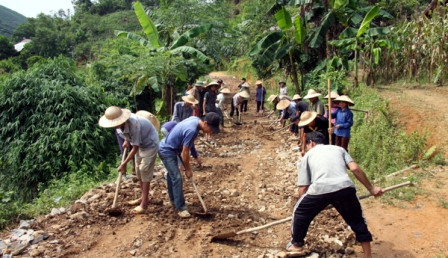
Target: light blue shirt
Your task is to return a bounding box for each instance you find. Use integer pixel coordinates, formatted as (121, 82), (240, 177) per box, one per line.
(116, 114), (158, 150)
(298, 144), (355, 195)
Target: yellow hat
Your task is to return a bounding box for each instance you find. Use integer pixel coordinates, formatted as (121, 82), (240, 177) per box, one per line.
(99, 106), (131, 128)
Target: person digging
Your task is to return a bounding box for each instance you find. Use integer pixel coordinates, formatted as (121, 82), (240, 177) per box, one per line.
(230, 90), (250, 125)
(298, 111), (329, 156)
(287, 132), (383, 257)
(158, 113), (220, 218)
(99, 106), (159, 214)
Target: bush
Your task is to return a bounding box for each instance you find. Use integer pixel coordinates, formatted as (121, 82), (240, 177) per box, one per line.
(350, 84), (426, 180)
(0, 56), (118, 200)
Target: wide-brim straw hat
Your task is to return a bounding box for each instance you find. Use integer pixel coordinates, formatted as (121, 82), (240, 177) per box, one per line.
(241, 82), (251, 88)
(298, 111), (317, 127)
(256, 80), (263, 85)
(267, 94), (278, 103)
(303, 89), (322, 99)
(335, 95), (355, 106)
(292, 94), (302, 100)
(182, 94), (199, 105)
(136, 110), (160, 131)
(324, 91), (340, 99)
(220, 87), (231, 94)
(99, 106), (131, 128)
(276, 99), (291, 110)
(239, 90), (250, 99)
(206, 81), (219, 88)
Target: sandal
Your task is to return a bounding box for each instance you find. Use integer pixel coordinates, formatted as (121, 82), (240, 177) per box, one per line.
(127, 199), (141, 206)
(132, 206), (146, 214)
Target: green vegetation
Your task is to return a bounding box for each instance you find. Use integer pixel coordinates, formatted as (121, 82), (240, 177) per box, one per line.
(0, 0), (445, 228)
(0, 5), (27, 37)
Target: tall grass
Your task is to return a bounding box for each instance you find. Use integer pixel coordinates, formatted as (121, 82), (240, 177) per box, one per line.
(350, 84), (427, 180)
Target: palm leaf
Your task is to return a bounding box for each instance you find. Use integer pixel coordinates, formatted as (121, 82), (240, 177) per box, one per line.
(357, 6), (380, 38)
(275, 42), (294, 60)
(293, 16), (306, 45)
(249, 31), (283, 56)
(133, 1), (163, 48)
(169, 46), (209, 62)
(115, 30), (152, 48)
(310, 11), (335, 48)
(170, 24), (213, 49)
(275, 7), (293, 31)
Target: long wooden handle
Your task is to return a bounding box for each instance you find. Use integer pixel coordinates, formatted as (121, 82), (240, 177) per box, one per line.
(112, 148), (128, 208)
(191, 178), (208, 213)
(236, 181), (412, 235)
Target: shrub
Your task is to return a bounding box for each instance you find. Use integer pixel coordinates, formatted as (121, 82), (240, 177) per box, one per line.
(0, 56), (118, 200)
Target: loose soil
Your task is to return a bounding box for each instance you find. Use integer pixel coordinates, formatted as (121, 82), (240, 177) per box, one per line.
(3, 75), (448, 257)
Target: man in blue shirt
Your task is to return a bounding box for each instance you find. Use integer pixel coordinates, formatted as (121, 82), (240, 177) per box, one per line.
(158, 112), (220, 218)
(99, 106), (159, 214)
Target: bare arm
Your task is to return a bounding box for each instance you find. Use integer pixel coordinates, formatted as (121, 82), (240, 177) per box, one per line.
(348, 161), (383, 197)
(118, 142), (138, 174)
(300, 130), (306, 156)
(182, 146), (193, 178)
(298, 185), (309, 198)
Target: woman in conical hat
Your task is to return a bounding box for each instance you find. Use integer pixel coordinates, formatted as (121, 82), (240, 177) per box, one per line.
(331, 95), (354, 151)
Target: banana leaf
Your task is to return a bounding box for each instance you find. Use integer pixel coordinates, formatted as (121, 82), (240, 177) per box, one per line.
(170, 24), (213, 49)
(133, 1), (163, 48)
(294, 16), (306, 45)
(310, 11), (335, 48)
(169, 46), (209, 62)
(275, 7), (293, 31)
(357, 6), (379, 38)
(249, 31), (283, 56)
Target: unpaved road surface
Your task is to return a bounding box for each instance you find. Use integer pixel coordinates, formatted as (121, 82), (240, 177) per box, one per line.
(2, 76), (447, 257)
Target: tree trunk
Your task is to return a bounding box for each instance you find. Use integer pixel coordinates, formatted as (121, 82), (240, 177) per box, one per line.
(289, 52), (300, 93)
(354, 41), (359, 88)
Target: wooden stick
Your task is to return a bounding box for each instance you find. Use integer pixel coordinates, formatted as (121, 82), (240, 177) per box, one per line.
(327, 78), (332, 145)
(374, 165), (418, 183)
(266, 126), (288, 135)
(351, 108), (369, 113)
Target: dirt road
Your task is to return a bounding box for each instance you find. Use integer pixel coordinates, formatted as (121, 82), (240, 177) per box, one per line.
(4, 75), (447, 257)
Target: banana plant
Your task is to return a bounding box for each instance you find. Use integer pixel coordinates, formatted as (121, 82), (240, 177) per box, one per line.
(330, 5), (393, 87)
(113, 1), (212, 115)
(249, 6), (307, 92)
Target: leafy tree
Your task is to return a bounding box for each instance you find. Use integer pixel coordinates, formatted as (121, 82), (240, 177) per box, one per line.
(0, 57), (117, 200)
(115, 1), (213, 116)
(0, 36), (17, 60)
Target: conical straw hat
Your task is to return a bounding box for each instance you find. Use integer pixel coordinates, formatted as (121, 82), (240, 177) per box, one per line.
(99, 106), (131, 128)
(276, 99), (291, 110)
(298, 111), (317, 127)
(267, 95), (278, 103)
(292, 94), (302, 100)
(324, 91), (339, 99)
(303, 89), (322, 99)
(220, 87), (231, 94)
(136, 110), (160, 131)
(182, 94), (199, 105)
(239, 90), (250, 99)
(241, 82), (251, 88)
(335, 95), (355, 106)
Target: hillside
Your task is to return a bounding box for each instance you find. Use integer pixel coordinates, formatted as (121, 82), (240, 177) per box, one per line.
(0, 5), (27, 38)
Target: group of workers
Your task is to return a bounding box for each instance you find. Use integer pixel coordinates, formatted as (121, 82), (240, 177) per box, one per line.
(98, 78), (383, 257)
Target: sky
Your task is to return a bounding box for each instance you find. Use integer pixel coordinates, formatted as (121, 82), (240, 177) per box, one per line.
(0, 0), (74, 18)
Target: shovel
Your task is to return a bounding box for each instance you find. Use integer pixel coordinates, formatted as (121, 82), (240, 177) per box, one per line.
(178, 155), (210, 216)
(211, 181), (412, 241)
(106, 148), (128, 216)
(235, 113), (242, 125)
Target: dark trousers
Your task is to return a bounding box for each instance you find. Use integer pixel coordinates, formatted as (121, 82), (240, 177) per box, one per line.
(242, 100), (248, 112)
(291, 187), (372, 247)
(256, 101), (264, 112)
(336, 136), (350, 151)
(230, 101), (240, 117)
